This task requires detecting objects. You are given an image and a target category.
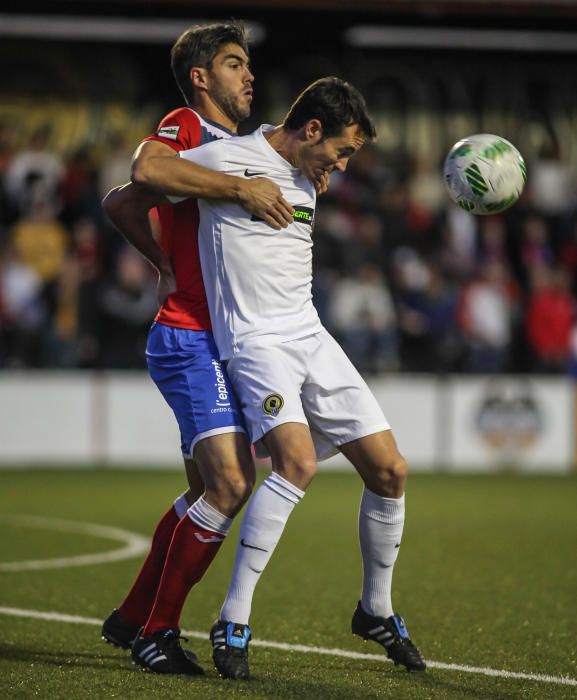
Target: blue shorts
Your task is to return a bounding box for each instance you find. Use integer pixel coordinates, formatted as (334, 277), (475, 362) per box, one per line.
(146, 322), (246, 457)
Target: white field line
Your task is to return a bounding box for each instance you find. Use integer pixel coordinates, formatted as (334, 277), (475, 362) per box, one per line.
(0, 606), (575, 688)
(0, 516), (149, 571)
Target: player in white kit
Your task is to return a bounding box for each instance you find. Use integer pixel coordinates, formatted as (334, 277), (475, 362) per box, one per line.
(169, 77), (426, 679)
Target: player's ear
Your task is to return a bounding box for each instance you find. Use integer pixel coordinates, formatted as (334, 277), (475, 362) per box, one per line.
(190, 67), (208, 90)
(305, 119), (323, 143)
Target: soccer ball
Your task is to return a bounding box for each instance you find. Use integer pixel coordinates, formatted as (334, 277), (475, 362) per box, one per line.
(443, 134), (527, 215)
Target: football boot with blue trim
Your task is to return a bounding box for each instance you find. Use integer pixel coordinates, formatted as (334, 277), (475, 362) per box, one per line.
(210, 620), (251, 680)
(351, 602), (426, 671)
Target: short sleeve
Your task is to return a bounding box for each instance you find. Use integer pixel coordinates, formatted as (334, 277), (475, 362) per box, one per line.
(143, 108), (202, 153)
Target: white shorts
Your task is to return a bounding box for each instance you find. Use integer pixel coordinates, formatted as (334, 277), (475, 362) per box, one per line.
(225, 329), (390, 461)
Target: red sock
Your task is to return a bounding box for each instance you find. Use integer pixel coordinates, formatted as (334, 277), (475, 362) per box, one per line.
(118, 505), (180, 626)
(143, 515), (225, 636)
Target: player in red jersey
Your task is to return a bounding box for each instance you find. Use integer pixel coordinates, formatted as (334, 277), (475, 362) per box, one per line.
(101, 22), (295, 676)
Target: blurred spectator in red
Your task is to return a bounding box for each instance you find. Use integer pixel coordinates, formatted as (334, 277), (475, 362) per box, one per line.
(525, 266), (575, 372)
(458, 262), (518, 373)
(327, 263), (397, 373)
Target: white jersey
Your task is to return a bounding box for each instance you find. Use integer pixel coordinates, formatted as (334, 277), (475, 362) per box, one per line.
(179, 125), (322, 360)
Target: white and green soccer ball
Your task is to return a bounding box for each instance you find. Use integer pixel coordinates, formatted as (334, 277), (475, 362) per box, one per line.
(443, 133), (527, 215)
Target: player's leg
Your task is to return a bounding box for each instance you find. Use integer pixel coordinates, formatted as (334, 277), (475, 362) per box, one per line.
(340, 430), (407, 614)
(211, 341), (316, 679)
(212, 422), (315, 680)
(101, 324), (208, 650)
(131, 432), (254, 676)
(219, 422), (315, 624)
(104, 457), (205, 638)
(101, 467), (201, 650)
(141, 431), (254, 638)
(195, 430), (255, 517)
(303, 329), (425, 670)
(184, 457), (205, 506)
(130, 325), (252, 675)
(342, 429), (425, 670)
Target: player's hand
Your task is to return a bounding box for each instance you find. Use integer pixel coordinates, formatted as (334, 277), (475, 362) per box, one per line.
(238, 178), (294, 229)
(157, 267), (177, 306)
(313, 170), (330, 196)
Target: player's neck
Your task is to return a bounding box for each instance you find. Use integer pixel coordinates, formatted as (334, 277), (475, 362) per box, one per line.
(191, 96), (238, 134)
(265, 127), (299, 168)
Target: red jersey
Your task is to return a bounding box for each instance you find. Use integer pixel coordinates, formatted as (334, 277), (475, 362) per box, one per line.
(144, 108), (233, 330)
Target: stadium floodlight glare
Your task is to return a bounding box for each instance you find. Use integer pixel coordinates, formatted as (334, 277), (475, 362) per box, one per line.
(344, 26), (577, 52)
(0, 15), (266, 44)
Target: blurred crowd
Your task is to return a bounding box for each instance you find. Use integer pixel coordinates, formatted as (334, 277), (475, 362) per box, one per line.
(1, 124), (576, 376)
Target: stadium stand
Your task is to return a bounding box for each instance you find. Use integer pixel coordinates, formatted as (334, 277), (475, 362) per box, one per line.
(0, 7), (576, 375)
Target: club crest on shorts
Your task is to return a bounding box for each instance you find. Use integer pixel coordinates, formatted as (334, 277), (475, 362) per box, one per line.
(262, 393), (284, 417)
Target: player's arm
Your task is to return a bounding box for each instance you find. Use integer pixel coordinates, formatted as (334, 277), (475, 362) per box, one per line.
(101, 182), (175, 305)
(131, 140), (294, 230)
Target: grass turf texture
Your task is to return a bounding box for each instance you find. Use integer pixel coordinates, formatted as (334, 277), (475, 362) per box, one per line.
(0, 468), (575, 699)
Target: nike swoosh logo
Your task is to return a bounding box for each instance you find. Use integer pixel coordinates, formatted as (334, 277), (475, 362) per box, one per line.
(194, 533), (224, 544)
(244, 169), (266, 177)
(394, 543), (401, 548)
(240, 538), (268, 552)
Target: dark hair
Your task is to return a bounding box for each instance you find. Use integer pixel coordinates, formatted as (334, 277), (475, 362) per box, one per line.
(171, 22), (249, 105)
(283, 77), (376, 140)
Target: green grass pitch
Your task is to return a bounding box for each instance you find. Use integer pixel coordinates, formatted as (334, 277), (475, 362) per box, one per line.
(0, 468), (576, 699)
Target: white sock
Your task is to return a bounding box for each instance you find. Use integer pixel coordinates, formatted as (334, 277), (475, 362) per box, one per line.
(187, 496), (233, 536)
(220, 472), (304, 625)
(359, 488), (405, 619)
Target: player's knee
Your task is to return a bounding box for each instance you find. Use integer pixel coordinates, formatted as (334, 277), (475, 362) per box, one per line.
(372, 456), (408, 498)
(223, 478), (253, 516)
(277, 456), (317, 491)
(207, 474), (253, 518)
(229, 474), (254, 507)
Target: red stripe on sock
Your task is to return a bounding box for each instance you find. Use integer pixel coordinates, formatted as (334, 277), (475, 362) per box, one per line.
(143, 515), (225, 637)
(118, 504), (180, 627)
